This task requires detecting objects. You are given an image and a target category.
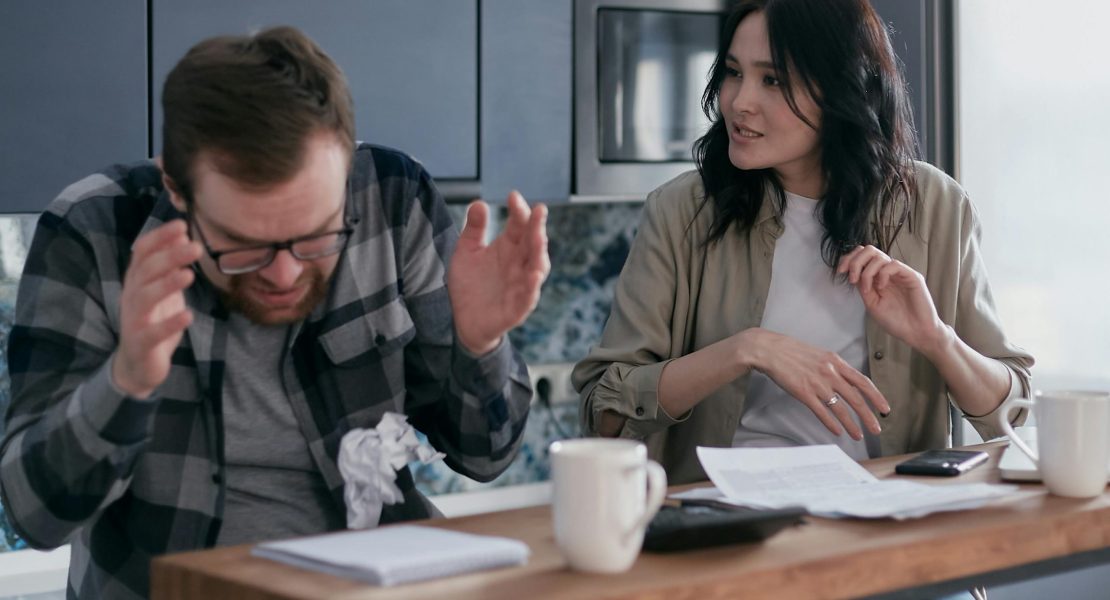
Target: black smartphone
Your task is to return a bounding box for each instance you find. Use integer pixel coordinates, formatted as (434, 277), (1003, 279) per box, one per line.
(894, 449), (989, 477)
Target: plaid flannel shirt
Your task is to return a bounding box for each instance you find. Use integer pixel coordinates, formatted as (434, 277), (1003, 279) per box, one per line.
(0, 144), (532, 599)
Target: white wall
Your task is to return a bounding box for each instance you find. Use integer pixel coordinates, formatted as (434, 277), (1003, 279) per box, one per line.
(0, 546), (68, 598)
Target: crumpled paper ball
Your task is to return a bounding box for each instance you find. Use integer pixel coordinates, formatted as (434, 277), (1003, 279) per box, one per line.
(337, 412), (445, 529)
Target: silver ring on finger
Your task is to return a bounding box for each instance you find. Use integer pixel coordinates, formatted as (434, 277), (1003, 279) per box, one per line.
(824, 394), (841, 408)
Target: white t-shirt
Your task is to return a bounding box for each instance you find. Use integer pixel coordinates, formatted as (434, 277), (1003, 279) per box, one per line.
(732, 191), (879, 460)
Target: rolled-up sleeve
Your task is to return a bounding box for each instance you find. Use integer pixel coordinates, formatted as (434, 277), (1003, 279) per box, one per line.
(573, 193), (692, 439)
(950, 196), (1035, 440)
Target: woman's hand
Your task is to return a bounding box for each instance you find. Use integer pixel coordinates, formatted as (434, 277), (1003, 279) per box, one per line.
(837, 245), (947, 354)
(745, 329), (889, 440)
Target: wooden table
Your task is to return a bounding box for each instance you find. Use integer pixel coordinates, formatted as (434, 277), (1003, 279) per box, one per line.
(151, 442), (1110, 599)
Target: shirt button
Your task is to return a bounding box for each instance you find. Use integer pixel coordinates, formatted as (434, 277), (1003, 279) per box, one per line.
(635, 407), (645, 417)
(374, 334), (387, 345)
(874, 351), (884, 360)
(211, 473), (223, 485)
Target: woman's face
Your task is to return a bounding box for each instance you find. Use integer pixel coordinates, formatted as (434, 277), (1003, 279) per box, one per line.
(719, 11), (823, 195)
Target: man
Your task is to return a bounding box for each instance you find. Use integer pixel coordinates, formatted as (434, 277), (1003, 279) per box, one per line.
(0, 26), (547, 599)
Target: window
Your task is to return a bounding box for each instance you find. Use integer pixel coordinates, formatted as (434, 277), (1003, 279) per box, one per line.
(958, 0), (1110, 398)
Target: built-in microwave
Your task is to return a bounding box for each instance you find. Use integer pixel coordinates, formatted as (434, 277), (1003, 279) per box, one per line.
(573, 0), (727, 201)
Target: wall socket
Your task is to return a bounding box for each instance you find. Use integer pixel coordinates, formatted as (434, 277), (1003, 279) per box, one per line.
(527, 362), (578, 406)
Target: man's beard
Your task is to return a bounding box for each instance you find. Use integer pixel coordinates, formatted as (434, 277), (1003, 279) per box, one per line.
(218, 269), (331, 325)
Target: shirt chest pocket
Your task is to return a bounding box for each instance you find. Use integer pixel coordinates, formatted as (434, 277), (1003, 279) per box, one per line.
(317, 298), (417, 367)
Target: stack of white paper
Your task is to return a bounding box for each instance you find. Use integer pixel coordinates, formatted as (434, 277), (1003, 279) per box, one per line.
(252, 525), (530, 586)
(678, 445), (1018, 520)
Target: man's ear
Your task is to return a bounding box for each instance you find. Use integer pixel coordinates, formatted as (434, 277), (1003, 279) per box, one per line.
(161, 172), (188, 214)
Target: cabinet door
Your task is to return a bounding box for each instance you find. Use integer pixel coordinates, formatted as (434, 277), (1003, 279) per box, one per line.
(481, 0), (572, 204)
(151, 0), (477, 179)
(0, 0), (147, 213)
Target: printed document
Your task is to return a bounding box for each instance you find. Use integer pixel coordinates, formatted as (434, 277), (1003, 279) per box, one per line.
(680, 445), (1018, 519)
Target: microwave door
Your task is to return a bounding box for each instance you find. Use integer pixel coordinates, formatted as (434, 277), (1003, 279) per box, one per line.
(575, 0), (725, 200)
(598, 9), (717, 163)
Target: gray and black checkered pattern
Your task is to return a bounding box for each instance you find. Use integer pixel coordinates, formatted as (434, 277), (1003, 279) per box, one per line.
(0, 143), (532, 599)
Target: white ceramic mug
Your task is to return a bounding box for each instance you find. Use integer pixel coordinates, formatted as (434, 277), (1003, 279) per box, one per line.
(998, 390), (1110, 498)
(549, 438), (667, 573)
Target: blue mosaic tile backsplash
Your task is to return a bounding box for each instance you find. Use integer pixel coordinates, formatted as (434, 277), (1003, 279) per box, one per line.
(1, 214), (42, 552)
(0, 200), (644, 551)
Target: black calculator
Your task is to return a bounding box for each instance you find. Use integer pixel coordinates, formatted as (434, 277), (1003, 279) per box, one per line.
(641, 502), (807, 552)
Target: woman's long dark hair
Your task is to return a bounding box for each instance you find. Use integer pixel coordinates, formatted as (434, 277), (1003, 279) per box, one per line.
(693, 0), (919, 268)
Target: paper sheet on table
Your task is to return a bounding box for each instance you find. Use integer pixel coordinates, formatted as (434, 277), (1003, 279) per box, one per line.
(252, 525), (529, 586)
(682, 445), (1018, 520)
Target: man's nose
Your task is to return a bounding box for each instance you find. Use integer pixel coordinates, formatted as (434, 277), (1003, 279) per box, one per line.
(256, 248), (304, 289)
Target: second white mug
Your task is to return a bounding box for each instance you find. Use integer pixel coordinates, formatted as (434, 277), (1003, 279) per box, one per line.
(998, 389), (1110, 498)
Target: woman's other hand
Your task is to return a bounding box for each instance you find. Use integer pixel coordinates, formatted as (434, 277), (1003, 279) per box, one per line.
(838, 245), (948, 354)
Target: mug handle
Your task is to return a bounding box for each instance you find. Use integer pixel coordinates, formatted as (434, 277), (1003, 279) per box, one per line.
(998, 397), (1039, 468)
(624, 460), (667, 541)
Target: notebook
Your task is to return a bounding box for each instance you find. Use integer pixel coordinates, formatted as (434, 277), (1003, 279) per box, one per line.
(252, 525), (530, 587)
(999, 427), (1110, 481)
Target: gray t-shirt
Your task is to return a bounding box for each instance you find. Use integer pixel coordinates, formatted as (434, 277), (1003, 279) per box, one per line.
(216, 312), (345, 546)
(733, 191), (879, 460)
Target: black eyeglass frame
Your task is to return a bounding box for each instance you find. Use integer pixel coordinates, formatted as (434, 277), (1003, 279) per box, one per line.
(186, 206), (358, 276)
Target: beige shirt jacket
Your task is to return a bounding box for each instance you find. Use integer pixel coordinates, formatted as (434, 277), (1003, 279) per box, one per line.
(572, 162), (1034, 484)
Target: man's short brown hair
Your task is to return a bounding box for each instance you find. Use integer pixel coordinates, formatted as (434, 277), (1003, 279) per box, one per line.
(161, 26), (355, 200)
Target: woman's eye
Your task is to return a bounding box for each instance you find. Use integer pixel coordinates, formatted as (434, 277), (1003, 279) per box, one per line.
(725, 66), (741, 78)
(763, 75), (781, 86)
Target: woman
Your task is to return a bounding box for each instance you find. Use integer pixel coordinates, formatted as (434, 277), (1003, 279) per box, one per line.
(572, 0), (1033, 485)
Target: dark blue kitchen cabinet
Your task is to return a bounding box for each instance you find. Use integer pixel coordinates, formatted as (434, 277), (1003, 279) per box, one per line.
(151, 0), (478, 181)
(481, 0), (572, 204)
(0, 0), (148, 213)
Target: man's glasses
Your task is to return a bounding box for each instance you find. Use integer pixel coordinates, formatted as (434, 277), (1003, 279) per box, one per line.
(187, 210), (354, 275)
